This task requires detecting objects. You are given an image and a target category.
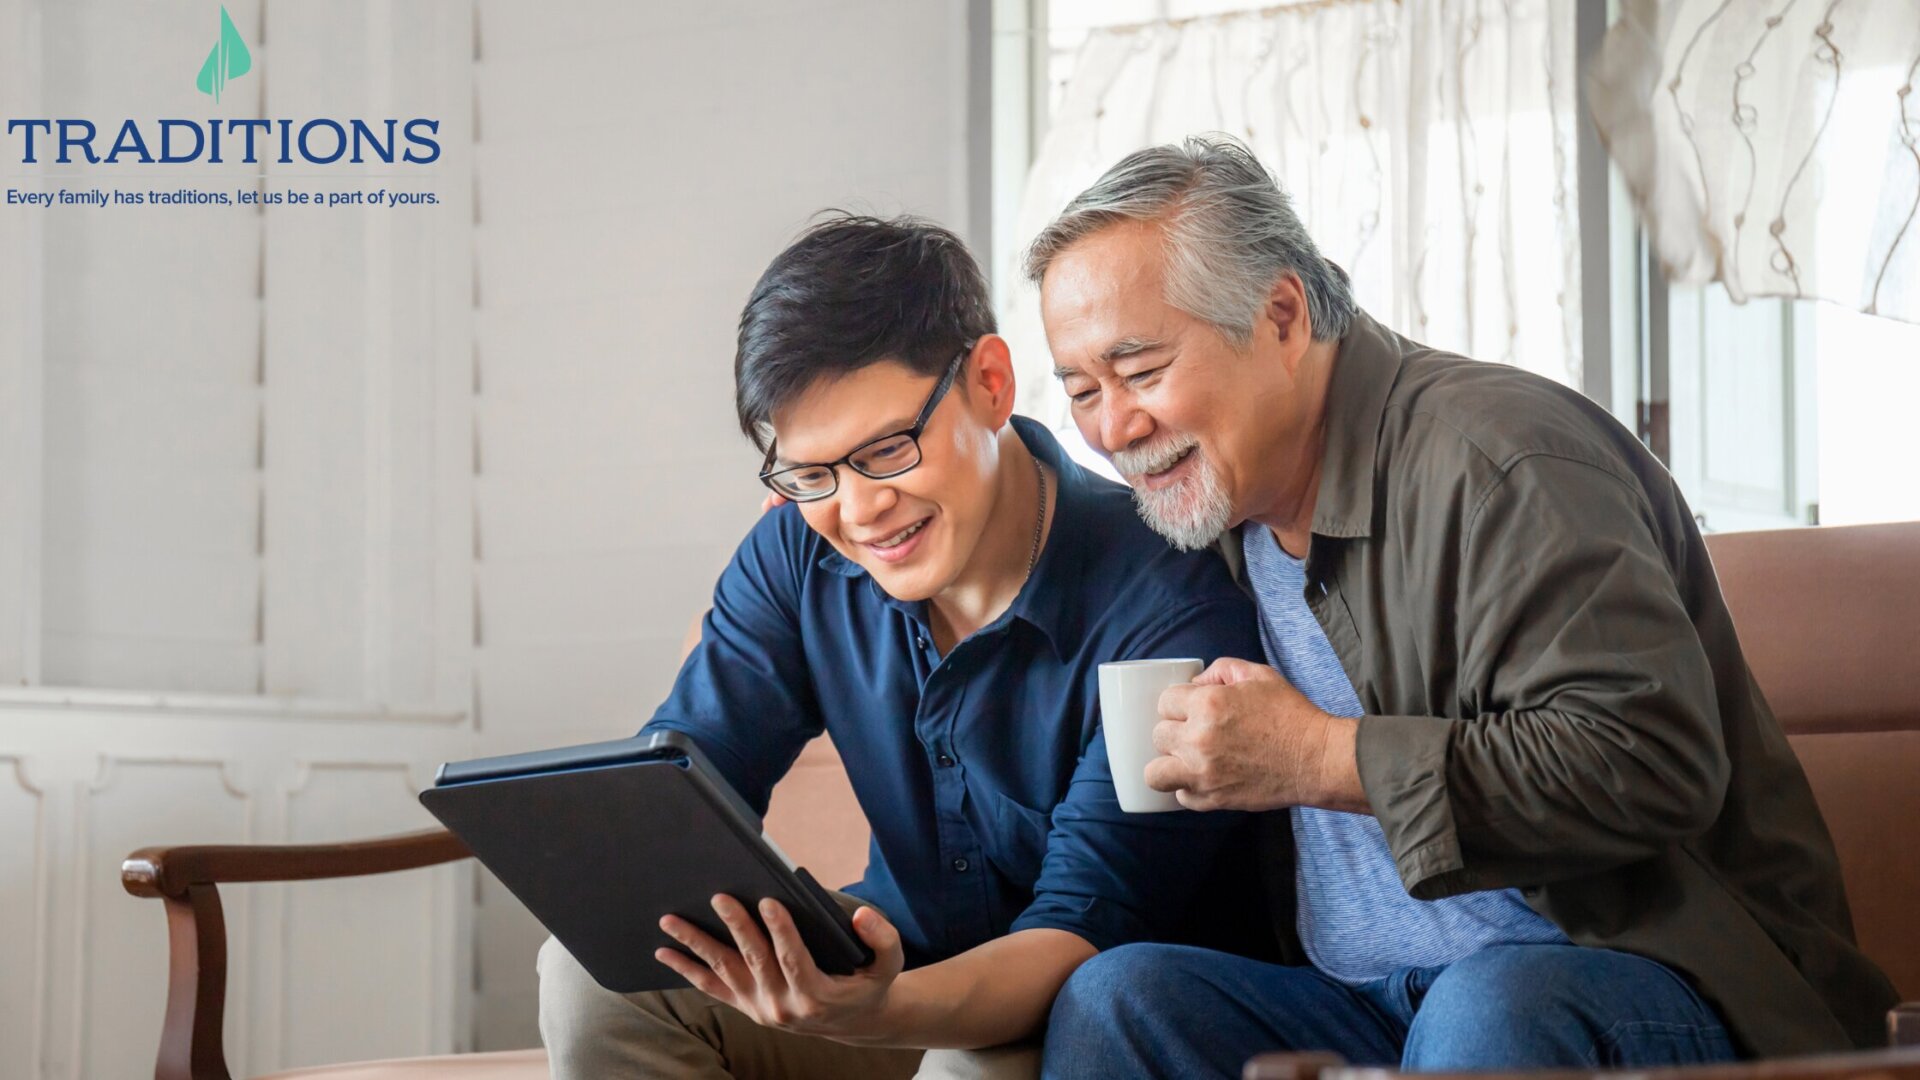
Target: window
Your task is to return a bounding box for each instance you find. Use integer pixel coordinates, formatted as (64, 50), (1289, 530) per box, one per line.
(994, 0), (1920, 531)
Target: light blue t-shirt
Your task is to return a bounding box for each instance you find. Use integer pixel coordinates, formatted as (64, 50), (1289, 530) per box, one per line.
(1242, 523), (1567, 985)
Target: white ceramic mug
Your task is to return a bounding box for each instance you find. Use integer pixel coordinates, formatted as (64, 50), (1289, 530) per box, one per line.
(1098, 658), (1203, 813)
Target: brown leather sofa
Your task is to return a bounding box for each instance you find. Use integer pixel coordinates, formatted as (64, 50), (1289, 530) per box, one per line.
(122, 522), (1920, 1078)
(1707, 522), (1919, 1004)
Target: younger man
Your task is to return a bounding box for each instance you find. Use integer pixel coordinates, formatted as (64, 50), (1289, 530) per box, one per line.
(537, 215), (1264, 1078)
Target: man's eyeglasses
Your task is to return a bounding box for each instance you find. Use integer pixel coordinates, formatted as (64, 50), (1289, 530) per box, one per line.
(759, 348), (970, 502)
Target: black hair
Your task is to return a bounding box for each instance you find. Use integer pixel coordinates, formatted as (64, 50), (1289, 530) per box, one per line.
(734, 213), (997, 450)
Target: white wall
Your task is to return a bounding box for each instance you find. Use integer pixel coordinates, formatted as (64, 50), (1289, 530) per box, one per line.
(0, 0), (978, 1064)
(3, 0), (480, 1074)
(466, 0), (979, 1049)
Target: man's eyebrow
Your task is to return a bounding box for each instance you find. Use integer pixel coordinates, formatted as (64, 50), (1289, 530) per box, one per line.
(1053, 336), (1168, 380)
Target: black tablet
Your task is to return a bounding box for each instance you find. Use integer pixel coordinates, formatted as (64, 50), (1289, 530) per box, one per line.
(419, 729), (874, 993)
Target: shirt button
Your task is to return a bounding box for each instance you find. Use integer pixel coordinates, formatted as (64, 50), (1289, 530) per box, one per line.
(952, 857), (970, 873)
(936, 753), (955, 768)
(915, 634), (928, 649)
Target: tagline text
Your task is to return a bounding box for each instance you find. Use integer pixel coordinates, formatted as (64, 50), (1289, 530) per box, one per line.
(4, 185), (442, 210)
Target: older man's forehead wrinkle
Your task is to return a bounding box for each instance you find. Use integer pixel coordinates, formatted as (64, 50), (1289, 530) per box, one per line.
(1102, 335), (1164, 362)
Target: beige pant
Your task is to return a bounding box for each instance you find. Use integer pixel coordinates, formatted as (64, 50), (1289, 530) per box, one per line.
(537, 934), (1041, 1080)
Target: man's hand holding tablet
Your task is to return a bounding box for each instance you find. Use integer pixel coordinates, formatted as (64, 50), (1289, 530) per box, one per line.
(655, 892), (907, 1043)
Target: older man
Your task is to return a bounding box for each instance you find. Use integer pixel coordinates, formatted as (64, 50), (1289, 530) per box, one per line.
(1026, 136), (1898, 1078)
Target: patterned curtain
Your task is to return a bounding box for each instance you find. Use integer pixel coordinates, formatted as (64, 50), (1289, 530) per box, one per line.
(1590, 0), (1920, 324)
(1002, 0), (1583, 432)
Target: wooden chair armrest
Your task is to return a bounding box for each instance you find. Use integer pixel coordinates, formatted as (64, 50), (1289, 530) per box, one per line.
(122, 827), (470, 899)
(1244, 1051), (1348, 1080)
(121, 827), (471, 1080)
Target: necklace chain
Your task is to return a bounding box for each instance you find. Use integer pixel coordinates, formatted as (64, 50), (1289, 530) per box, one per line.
(1027, 452), (1047, 576)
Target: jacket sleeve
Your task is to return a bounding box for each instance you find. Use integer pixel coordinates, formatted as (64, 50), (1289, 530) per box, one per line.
(1355, 453), (1731, 900)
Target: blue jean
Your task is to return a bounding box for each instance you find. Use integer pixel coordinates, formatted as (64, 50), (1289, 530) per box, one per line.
(1042, 944), (1737, 1079)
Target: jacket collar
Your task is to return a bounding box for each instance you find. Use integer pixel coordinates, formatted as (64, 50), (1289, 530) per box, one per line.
(1311, 307), (1404, 541)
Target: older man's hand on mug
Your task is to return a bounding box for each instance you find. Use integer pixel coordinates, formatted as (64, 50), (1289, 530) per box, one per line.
(1146, 657), (1369, 814)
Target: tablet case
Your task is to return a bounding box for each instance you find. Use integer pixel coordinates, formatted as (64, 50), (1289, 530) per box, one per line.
(419, 729), (873, 993)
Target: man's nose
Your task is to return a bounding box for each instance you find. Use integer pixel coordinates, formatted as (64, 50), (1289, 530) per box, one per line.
(1099, 398), (1156, 456)
(837, 469), (898, 528)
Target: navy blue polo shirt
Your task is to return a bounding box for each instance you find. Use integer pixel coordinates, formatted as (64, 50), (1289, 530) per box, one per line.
(645, 416), (1263, 968)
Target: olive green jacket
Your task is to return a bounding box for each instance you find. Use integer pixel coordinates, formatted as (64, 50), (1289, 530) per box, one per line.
(1222, 310), (1898, 1056)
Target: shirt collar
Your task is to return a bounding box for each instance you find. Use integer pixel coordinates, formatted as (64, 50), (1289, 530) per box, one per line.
(1310, 307), (1404, 541)
(815, 415), (1093, 658)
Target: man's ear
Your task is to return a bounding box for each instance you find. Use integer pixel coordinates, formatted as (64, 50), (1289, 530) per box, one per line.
(1262, 273), (1314, 374)
(966, 335), (1019, 429)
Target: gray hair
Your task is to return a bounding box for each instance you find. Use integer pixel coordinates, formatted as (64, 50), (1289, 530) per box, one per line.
(1024, 134), (1355, 344)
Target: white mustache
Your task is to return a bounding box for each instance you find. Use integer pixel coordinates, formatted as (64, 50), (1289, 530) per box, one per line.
(1111, 436), (1198, 478)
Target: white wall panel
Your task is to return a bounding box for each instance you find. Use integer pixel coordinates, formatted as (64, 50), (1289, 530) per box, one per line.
(44, 466), (259, 560)
(259, 0), (375, 698)
(0, 757), (47, 1080)
(476, 637), (687, 745)
(41, 209), (259, 384)
(40, 635), (262, 698)
(255, 0), (475, 707)
(42, 369), (259, 471)
(0, 0), (33, 691)
(475, 380), (738, 475)
(34, 1), (268, 697)
(477, 550), (724, 649)
(277, 763), (446, 1070)
(473, 0), (813, 62)
(0, 203), (34, 687)
(475, 296), (738, 392)
(472, 140), (949, 235)
(42, 289), (260, 388)
(41, 545), (258, 644)
(478, 466), (763, 559)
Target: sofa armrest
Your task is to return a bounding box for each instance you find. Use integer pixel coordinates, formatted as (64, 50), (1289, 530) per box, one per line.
(122, 828), (473, 1080)
(122, 827), (470, 899)
(1895, 1003), (1920, 1048)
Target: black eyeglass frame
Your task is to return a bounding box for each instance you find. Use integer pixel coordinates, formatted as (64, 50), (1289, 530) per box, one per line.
(758, 347), (971, 502)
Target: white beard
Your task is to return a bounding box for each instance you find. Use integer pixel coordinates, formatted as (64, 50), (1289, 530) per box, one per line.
(1111, 437), (1235, 552)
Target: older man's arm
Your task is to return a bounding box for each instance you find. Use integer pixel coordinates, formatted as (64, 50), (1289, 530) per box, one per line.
(1356, 453), (1730, 900)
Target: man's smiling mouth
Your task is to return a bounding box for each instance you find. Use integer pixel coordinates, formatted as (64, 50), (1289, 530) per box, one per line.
(1145, 446), (1196, 478)
(869, 518), (930, 550)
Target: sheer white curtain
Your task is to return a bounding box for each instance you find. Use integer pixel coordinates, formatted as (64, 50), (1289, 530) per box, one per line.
(1590, 0), (1920, 325)
(1002, 0), (1583, 433)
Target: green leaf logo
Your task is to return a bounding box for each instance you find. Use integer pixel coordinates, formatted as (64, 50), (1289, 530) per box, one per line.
(195, 6), (252, 103)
